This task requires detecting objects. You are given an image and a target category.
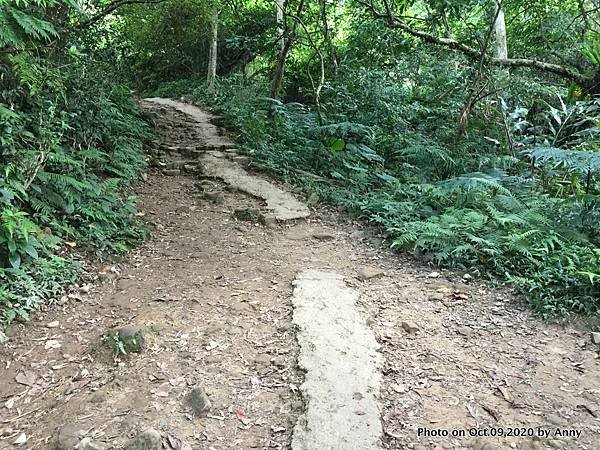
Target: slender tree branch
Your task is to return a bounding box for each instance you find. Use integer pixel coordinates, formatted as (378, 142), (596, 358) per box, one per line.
(356, 0), (591, 87)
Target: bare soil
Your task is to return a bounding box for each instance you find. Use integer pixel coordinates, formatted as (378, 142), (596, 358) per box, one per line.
(0, 101), (598, 450)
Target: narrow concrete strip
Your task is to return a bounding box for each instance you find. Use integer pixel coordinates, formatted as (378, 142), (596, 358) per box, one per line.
(143, 97), (310, 221)
(291, 270), (383, 450)
(199, 153), (310, 220)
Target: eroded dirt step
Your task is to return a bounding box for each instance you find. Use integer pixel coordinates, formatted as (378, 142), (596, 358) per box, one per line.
(144, 98), (232, 151)
(143, 97), (310, 221)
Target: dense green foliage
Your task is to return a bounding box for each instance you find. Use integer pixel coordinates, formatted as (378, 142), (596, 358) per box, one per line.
(1, 0), (151, 325)
(142, 0), (599, 316)
(1, 0), (599, 323)
(154, 68), (600, 316)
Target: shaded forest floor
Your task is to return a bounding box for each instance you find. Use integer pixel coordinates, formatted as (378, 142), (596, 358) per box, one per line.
(0, 101), (599, 450)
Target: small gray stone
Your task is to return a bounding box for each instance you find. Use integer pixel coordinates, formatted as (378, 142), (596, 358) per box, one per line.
(521, 440), (544, 450)
(89, 390), (106, 404)
(480, 444), (501, 450)
(313, 232), (335, 241)
(546, 414), (566, 426)
(591, 332), (600, 345)
(350, 230), (367, 241)
(203, 191), (224, 204)
(116, 277), (137, 291)
(205, 355), (221, 364)
(232, 155), (251, 166)
(234, 224), (249, 233)
(254, 353), (272, 366)
(357, 267), (384, 281)
(165, 161), (183, 170)
(55, 424), (83, 450)
(400, 321), (419, 334)
(127, 429), (162, 450)
(457, 326), (473, 337)
(548, 439), (566, 449)
(260, 214), (277, 227)
(194, 179), (213, 190)
(273, 356), (286, 368)
(291, 400), (304, 411)
(163, 169), (180, 176)
(185, 387), (211, 417)
(286, 231), (306, 241)
(231, 301), (252, 312)
(75, 438), (109, 450)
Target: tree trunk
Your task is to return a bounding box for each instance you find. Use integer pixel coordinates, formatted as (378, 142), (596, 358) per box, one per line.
(491, 0), (507, 60)
(360, 3), (593, 90)
(207, 1), (218, 90)
(276, 0), (285, 53)
(271, 39), (293, 99)
(271, 0), (305, 99)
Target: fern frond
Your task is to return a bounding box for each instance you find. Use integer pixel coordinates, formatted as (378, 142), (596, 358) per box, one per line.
(9, 8), (57, 41)
(526, 146), (600, 172)
(436, 172), (512, 196)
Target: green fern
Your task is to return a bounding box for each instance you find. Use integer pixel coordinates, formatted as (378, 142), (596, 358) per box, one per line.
(9, 7), (57, 40)
(526, 146), (600, 173)
(0, 1), (59, 48)
(435, 172), (512, 197)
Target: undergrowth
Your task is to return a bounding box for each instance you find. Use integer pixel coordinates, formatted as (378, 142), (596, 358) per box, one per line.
(152, 73), (599, 317)
(0, 1), (152, 327)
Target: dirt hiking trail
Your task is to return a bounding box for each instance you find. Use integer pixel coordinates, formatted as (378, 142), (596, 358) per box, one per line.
(0, 99), (599, 450)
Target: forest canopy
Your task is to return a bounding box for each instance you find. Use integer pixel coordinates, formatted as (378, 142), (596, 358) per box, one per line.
(1, 0), (599, 324)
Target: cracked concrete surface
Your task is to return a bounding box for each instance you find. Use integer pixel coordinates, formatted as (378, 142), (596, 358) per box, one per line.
(291, 270), (383, 450)
(198, 153), (311, 220)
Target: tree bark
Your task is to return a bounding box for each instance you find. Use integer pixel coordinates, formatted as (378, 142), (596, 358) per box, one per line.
(271, 37), (292, 99)
(207, 0), (218, 91)
(271, 0), (306, 99)
(276, 0), (285, 53)
(292, 15), (325, 123)
(491, 0), (507, 60)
